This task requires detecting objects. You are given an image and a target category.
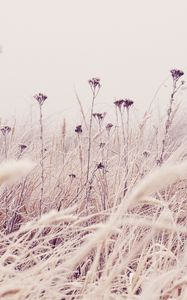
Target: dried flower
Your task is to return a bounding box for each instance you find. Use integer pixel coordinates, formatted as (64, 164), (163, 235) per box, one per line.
(19, 144), (27, 152)
(124, 99), (134, 109)
(88, 77), (101, 90)
(93, 112), (106, 122)
(99, 142), (105, 148)
(106, 123), (113, 132)
(69, 173), (76, 179)
(97, 162), (105, 169)
(75, 125), (82, 134)
(1, 126), (11, 136)
(170, 69), (184, 81)
(114, 99), (124, 109)
(143, 151), (150, 158)
(34, 93), (47, 106)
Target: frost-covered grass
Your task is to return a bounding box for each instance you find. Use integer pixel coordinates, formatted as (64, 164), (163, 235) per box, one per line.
(0, 71), (187, 299)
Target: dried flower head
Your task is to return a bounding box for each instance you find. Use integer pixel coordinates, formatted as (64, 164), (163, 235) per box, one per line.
(106, 123), (113, 132)
(93, 112), (106, 122)
(170, 69), (184, 81)
(69, 173), (76, 179)
(143, 151), (150, 158)
(114, 99), (125, 109)
(97, 162), (105, 169)
(88, 77), (101, 90)
(19, 144), (27, 152)
(124, 99), (134, 109)
(99, 142), (105, 148)
(34, 93), (47, 106)
(75, 125), (82, 134)
(1, 126), (11, 136)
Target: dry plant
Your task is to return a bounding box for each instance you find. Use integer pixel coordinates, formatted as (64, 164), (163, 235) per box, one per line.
(0, 70), (187, 299)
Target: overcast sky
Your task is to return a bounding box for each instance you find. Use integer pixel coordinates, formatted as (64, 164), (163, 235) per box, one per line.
(0, 0), (187, 125)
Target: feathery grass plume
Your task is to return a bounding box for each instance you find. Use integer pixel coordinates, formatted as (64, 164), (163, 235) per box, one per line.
(0, 159), (35, 185)
(126, 160), (187, 209)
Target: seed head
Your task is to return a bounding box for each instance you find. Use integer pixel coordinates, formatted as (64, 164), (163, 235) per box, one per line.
(123, 99), (134, 109)
(170, 69), (184, 81)
(19, 144), (27, 152)
(99, 142), (105, 148)
(93, 112), (106, 122)
(69, 173), (76, 179)
(114, 99), (125, 109)
(143, 151), (150, 158)
(75, 125), (82, 134)
(1, 126), (11, 136)
(106, 123), (113, 132)
(97, 162), (105, 170)
(34, 93), (47, 106)
(88, 77), (101, 92)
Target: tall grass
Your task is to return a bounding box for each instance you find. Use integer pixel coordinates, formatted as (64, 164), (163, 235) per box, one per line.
(0, 70), (187, 299)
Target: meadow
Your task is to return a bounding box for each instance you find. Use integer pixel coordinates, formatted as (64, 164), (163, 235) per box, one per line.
(0, 70), (187, 299)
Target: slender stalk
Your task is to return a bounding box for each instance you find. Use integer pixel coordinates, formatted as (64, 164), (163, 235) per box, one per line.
(86, 90), (96, 182)
(39, 104), (44, 215)
(124, 108), (130, 196)
(119, 108), (125, 145)
(159, 80), (183, 164)
(34, 93), (47, 215)
(85, 78), (101, 214)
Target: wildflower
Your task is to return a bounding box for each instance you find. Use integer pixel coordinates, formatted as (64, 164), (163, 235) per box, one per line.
(75, 125), (82, 134)
(34, 93), (47, 106)
(1, 126), (11, 136)
(88, 77), (101, 90)
(123, 99), (134, 109)
(170, 69), (184, 81)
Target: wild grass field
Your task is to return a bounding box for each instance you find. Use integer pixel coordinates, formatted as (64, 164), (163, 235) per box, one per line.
(0, 70), (187, 299)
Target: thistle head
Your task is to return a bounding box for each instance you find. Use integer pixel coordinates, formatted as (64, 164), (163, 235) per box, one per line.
(34, 93), (47, 106)
(1, 126), (11, 136)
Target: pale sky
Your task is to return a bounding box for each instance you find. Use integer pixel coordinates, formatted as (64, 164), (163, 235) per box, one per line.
(0, 0), (187, 125)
